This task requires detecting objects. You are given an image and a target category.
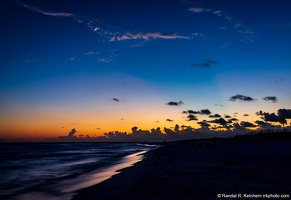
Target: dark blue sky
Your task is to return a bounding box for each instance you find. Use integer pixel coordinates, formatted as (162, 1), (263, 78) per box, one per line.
(1, 0), (291, 139)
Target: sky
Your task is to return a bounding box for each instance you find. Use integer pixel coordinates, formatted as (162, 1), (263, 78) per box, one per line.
(0, 0), (291, 140)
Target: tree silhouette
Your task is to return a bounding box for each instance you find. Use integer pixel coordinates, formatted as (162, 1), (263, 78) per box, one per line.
(279, 118), (287, 132)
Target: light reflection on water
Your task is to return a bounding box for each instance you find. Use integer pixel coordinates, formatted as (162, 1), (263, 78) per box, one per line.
(57, 150), (146, 193)
(10, 150), (147, 200)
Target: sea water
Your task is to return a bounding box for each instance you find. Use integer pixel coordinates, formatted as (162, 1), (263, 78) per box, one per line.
(0, 143), (159, 199)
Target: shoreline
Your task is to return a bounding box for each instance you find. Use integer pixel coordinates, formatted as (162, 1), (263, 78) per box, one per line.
(73, 132), (291, 200)
(72, 148), (156, 200)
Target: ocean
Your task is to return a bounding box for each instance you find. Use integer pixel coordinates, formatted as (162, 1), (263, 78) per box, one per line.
(0, 142), (159, 200)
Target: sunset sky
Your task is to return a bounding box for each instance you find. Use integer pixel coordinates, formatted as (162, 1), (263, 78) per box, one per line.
(1, 0), (291, 140)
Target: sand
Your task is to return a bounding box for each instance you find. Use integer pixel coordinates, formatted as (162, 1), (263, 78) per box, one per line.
(73, 133), (291, 200)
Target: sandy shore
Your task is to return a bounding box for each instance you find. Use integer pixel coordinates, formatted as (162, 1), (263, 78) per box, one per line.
(73, 133), (291, 200)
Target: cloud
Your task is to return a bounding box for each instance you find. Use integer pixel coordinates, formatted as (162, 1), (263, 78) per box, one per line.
(191, 59), (219, 68)
(84, 51), (99, 55)
(208, 117), (231, 127)
(264, 113), (279, 122)
(209, 114), (221, 118)
(22, 4), (74, 17)
(188, 7), (211, 13)
(240, 121), (257, 128)
(263, 96), (278, 103)
(188, 6), (256, 42)
(213, 10), (223, 17)
(224, 115), (231, 118)
(230, 118), (238, 122)
(215, 104), (223, 106)
(166, 119), (174, 122)
(200, 109), (211, 115)
(197, 121), (211, 127)
(278, 109), (291, 119)
(229, 94), (255, 102)
(243, 114), (249, 116)
(110, 32), (190, 41)
(256, 110), (279, 122)
(98, 57), (113, 63)
(58, 128), (77, 140)
(182, 110), (200, 114)
(112, 98), (120, 102)
(256, 109), (291, 122)
(166, 101), (184, 106)
(182, 109), (211, 115)
(188, 7), (228, 19)
(255, 120), (266, 126)
(186, 114), (198, 121)
(66, 57), (76, 61)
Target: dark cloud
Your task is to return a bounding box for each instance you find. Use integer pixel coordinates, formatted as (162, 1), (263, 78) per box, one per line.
(255, 120), (266, 126)
(256, 110), (279, 122)
(209, 114), (221, 118)
(182, 109), (200, 114)
(256, 111), (263, 116)
(229, 118), (238, 122)
(208, 117), (230, 126)
(229, 94), (255, 102)
(224, 115), (231, 118)
(197, 120), (210, 127)
(186, 114), (198, 121)
(166, 119), (174, 122)
(200, 109), (211, 115)
(166, 101), (184, 106)
(278, 109), (291, 119)
(243, 114), (249, 116)
(240, 121), (257, 128)
(192, 59), (219, 68)
(264, 113), (279, 122)
(182, 109), (211, 115)
(112, 98), (120, 102)
(263, 96), (278, 103)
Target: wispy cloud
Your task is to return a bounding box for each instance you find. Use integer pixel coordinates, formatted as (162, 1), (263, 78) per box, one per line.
(84, 51), (99, 55)
(188, 7), (225, 18)
(112, 98), (120, 102)
(188, 6), (255, 42)
(66, 57), (76, 61)
(22, 4), (74, 17)
(188, 7), (211, 13)
(192, 59), (219, 68)
(98, 57), (113, 63)
(110, 32), (190, 41)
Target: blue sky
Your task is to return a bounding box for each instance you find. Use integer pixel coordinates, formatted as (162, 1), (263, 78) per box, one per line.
(1, 0), (291, 140)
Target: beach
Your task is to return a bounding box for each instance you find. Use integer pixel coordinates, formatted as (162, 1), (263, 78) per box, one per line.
(73, 133), (291, 200)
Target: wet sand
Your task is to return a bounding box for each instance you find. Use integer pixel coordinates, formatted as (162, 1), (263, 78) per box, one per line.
(73, 133), (291, 200)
